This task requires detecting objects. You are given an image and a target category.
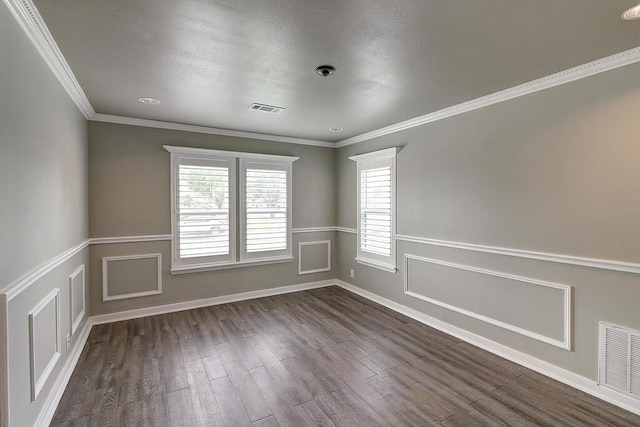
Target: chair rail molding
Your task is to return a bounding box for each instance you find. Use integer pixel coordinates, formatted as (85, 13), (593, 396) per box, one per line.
(395, 234), (640, 275)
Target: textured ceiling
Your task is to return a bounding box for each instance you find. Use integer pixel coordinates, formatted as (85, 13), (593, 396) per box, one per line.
(31, 0), (640, 142)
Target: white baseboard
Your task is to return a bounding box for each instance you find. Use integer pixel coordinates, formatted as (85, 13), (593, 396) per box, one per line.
(91, 279), (335, 325)
(335, 280), (640, 417)
(34, 316), (93, 427)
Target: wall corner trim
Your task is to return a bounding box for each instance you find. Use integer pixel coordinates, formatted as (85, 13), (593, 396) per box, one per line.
(335, 280), (640, 417)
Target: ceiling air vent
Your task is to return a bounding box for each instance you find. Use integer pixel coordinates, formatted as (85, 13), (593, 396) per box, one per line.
(249, 103), (285, 114)
(599, 322), (640, 400)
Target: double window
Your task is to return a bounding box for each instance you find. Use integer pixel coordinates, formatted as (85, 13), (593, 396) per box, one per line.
(164, 146), (298, 273)
(349, 147), (398, 273)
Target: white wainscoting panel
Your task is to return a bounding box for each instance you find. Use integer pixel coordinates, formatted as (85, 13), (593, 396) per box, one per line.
(68, 265), (85, 335)
(403, 254), (572, 350)
(298, 240), (332, 275)
(29, 289), (61, 401)
(102, 254), (162, 302)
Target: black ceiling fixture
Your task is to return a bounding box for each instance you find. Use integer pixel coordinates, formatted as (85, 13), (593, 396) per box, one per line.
(316, 65), (336, 77)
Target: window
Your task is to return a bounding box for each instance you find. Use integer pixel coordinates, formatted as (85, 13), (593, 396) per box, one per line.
(165, 146), (298, 273)
(349, 147), (398, 273)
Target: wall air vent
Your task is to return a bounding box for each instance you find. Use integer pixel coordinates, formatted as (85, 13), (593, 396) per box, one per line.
(599, 322), (640, 401)
(249, 103), (285, 114)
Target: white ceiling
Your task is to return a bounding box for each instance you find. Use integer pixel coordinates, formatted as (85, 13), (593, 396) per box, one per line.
(27, 0), (640, 142)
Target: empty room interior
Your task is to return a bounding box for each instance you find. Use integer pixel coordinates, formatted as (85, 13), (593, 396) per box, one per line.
(2, 0), (640, 425)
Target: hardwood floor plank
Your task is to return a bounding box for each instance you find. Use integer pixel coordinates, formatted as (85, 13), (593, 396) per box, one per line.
(252, 415), (282, 427)
(378, 366), (454, 421)
(331, 387), (388, 426)
(298, 399), (337, 426)
(183, 358), (224, 426)
(166, 387), (198, 427)
(246, 335), (314, 404)
(212, 376), (252, 427)
(216, 341), (272, 421)
(249, 365), (308, 427)
(140, 357), (167, 426)
(160, 328), (188, 392)
(119, 335), (144, 405)
(116, 400), (142, 427)
(218, 318), (263, 369)
(202, 352), (228, 380)
(312, 393), (361, 427)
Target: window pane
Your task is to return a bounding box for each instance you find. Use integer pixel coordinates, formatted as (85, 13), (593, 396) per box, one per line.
(361, 166), (392, 257)
(245, 168), (287, 253)
(178, 164), (229, 258)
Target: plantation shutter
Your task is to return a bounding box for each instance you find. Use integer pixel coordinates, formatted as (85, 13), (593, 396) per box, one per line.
(176, 156), (235, 265)
(240, 160), (291, 260)
(349, 148), (398, 272)
(360, 164), (392, 257)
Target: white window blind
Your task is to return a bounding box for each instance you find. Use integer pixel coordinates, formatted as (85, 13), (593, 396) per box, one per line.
(245, 168), (287, 252)
(174, 156), (236, 267)
(241, 160), (291, 260)
(349, 148), (398, 273)
(360, 165), (392, 257)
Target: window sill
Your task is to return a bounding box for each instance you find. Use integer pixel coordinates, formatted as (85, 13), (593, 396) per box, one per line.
(355, 257), (397, 273)
(171, 256), (294, 275)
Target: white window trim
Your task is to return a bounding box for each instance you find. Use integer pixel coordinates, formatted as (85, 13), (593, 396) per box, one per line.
(349, 147), (399, 273)
(164, 145), (299, 274)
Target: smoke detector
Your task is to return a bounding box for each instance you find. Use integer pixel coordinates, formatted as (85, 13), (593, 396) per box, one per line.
(249, 103), (285, 114)
(316, 65), (336, 77)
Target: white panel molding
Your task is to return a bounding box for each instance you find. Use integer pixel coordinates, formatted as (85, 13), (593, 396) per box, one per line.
(336, 46), (640, 147)
(404, 254), (572, 350)
(396, 234), (640, 275)
(2, 239), (90, 302)
(292, 227), (336, 234)
(68, 265), (85, 335)
(3, 0), (94, 117)
(91, 279), (335, 325)
(0, 295), (8, 427)
(29, 289), (61, 401)
(102, 254), (163, 302)
(91, 234), (171, 245)
(34, 311), (91, 427)
(335, 280), (640, 416)
(93, 114), (335, 148)
(298, 240), (332, 275)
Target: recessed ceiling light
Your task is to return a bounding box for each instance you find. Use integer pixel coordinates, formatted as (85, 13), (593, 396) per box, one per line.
(329, 126), (343, 132)
(138, 97), (160, 105)
(622, 3), (640, 20)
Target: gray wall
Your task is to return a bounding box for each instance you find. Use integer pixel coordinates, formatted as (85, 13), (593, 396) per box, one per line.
(88, 122), (336, 315)
(336, 62), (640, 381)
(0, 3), (89, 426)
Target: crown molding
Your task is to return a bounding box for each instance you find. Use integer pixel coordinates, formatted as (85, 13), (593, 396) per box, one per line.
(9, 0), (640, 150)
(3, 0), (94, 118)
(336, 46), (640, 148)
(91, 114), (336, 148)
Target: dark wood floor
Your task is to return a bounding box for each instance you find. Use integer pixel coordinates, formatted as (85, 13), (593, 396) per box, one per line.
(52, 286), (639, 426)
